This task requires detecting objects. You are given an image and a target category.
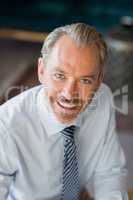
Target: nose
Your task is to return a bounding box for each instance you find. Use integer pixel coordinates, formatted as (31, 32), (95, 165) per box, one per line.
(61, 80), (78, 100)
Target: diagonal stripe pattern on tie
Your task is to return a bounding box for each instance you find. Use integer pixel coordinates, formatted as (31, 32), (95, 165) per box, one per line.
(60, 125), (80, 200)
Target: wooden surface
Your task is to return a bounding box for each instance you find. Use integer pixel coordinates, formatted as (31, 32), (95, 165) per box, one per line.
(0, 28), (47, 43)
(128, 189), (133, 200)
(80, 190), (92, 200)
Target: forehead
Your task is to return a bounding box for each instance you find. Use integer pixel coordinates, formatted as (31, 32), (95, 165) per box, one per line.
(47, 35), (100, 74)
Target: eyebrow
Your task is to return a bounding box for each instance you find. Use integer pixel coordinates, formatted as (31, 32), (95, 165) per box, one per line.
(54, 69), (67, 74)
(80, 75), (97, 80)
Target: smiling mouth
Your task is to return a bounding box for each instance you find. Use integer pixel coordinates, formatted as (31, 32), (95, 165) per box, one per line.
(57, 101), (78, 110)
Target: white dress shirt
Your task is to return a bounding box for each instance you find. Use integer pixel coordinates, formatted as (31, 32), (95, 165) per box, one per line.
(0, 83), (128, 200)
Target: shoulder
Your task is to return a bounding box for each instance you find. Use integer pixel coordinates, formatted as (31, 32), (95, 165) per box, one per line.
(82, 83), (114, 124)
(85, 83), (113, 112)
(0, 85), (42, 134)
(95, 83), (113, 110)
(97, 83), (113, 101)
(77, 83), (115, 146)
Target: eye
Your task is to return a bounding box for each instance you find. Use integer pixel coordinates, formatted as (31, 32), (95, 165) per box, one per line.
(53, 73), (65, 80)
(80, 78), (93, 85)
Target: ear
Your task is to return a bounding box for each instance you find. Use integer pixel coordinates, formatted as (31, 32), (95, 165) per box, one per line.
(38, 57), (46, 84)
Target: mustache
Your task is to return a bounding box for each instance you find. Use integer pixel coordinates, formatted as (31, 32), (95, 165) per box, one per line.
(58, 96), (83, 106)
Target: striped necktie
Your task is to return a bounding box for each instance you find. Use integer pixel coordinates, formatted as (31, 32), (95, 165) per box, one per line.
(60, 125), (80, 200)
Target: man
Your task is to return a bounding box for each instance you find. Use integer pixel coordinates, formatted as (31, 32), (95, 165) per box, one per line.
(0, 23), (128, 199)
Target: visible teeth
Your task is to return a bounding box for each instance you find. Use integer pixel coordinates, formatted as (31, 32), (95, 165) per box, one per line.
(58, 101), (76, 108)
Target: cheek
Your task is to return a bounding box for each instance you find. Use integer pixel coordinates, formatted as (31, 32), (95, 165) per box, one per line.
(44, 76), (57, 90)
(46, 79), (63, 99)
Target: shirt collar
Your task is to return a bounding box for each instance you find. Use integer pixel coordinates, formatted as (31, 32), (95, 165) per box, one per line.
(37, 85), (82, 138)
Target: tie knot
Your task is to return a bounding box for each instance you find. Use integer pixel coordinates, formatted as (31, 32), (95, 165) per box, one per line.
(61, 125), (76, 140)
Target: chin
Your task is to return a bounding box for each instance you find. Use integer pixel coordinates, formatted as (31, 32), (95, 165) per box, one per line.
(55, 114), (77, 124)
(53, 107), (81, 124)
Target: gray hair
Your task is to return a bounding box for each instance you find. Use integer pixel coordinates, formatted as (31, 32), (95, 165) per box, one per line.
(41, 23), (107, 66)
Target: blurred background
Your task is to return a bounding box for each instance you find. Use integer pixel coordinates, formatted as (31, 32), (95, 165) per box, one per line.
(0, 0), (133, 31)
(0, 0), (133, 198)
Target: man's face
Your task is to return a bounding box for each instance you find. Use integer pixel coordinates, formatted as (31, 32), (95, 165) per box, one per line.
(38, 35), (103, 124)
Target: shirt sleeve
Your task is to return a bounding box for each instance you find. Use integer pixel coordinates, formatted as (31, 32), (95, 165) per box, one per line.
(92, 103), (128, 200)
(0, 120), (18, 199)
